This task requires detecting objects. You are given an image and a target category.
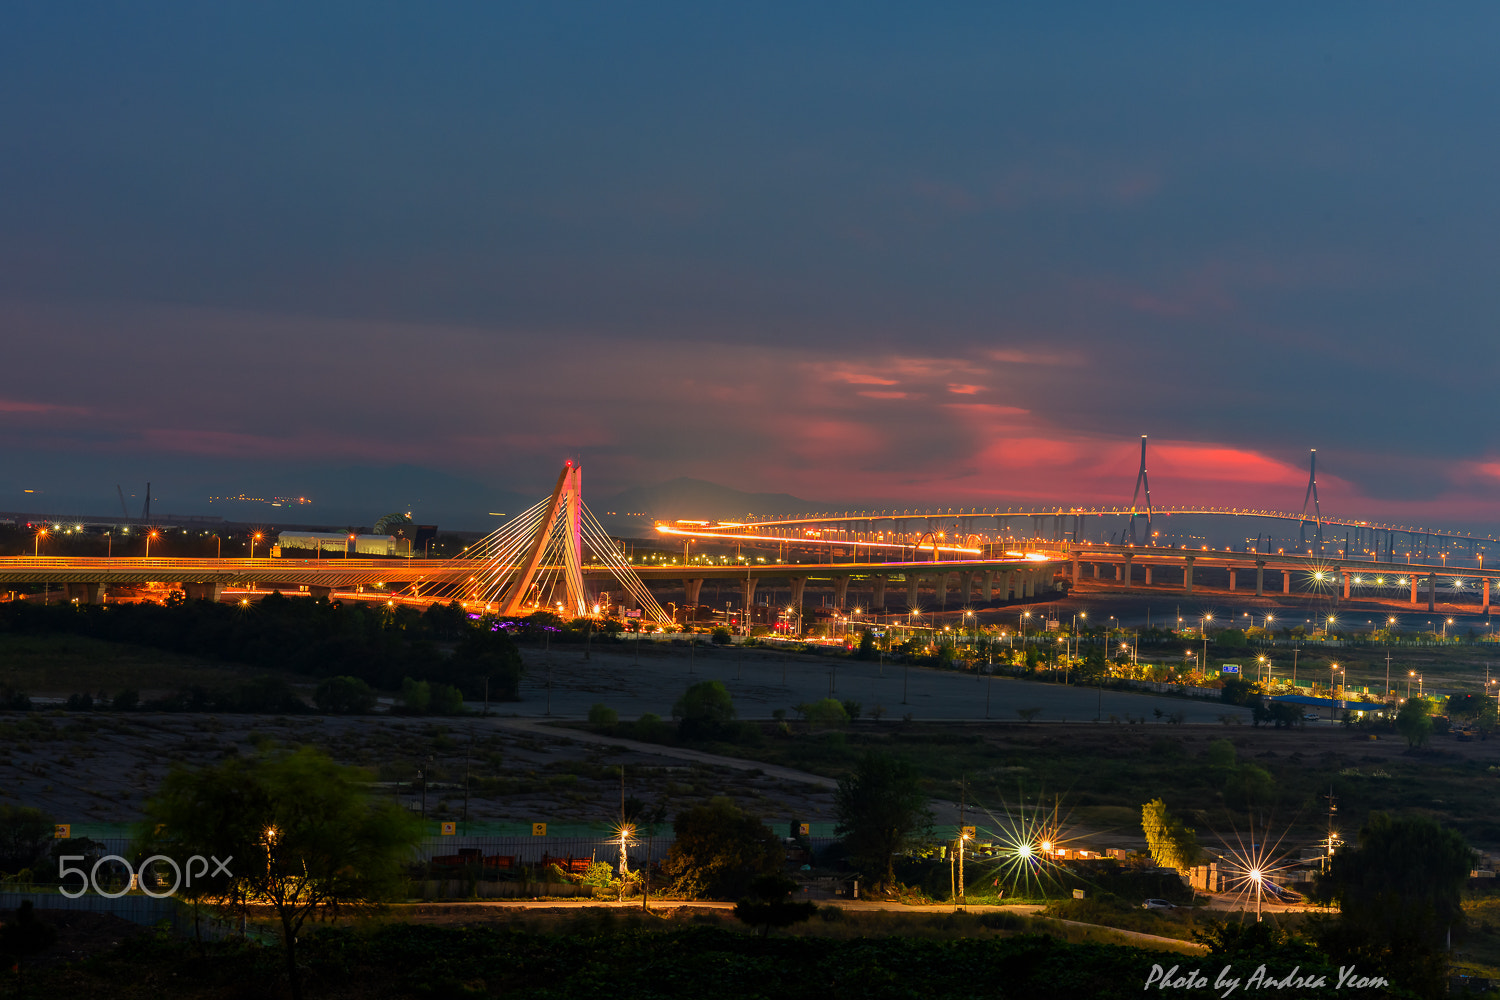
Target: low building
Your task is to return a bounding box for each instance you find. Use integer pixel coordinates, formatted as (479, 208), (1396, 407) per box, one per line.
(273, 532), (401, 557)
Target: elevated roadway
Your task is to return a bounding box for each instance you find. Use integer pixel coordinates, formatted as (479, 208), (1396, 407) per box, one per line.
(0, 555), (1068, 611)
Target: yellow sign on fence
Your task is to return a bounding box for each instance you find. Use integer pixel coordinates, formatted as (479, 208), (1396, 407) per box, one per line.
(532, 823), (547, 837)
(54, 824), (70, 839)
(440, 822), (457, 836)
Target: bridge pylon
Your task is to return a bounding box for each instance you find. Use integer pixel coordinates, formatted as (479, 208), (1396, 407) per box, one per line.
(1126, 435), (1153, 545)
(1299, 448), (1323, 550)
(436, 463), (670, 624)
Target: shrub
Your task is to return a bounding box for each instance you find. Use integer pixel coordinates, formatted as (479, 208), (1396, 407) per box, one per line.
(400, 678), (431, 713)
(710, 627), (732, 645)
(672, 681), (736, 739)
(314, 676), (376, 714)
(588, 704), (619, 726)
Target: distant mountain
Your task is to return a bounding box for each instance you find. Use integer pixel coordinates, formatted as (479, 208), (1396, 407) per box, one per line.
(601, 477), (825, 522)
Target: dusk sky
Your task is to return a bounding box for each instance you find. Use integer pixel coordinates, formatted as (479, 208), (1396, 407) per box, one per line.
(5, 4), (1500, 530)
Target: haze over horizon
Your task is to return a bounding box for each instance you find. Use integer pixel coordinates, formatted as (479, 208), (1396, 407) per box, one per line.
(5, 5), (1500, 532)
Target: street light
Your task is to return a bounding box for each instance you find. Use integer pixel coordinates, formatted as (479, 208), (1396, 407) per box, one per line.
(33, 527), (47, 557)
(249, 532), (263, 558)
(145, 529), (159, 558)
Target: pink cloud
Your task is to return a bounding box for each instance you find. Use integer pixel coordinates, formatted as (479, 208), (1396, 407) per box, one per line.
(830, 371), (899, 386)
(985, 349), (1083, 366)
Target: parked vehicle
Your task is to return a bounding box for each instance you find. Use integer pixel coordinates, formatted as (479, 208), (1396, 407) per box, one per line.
(1142, 898), (1176, 910)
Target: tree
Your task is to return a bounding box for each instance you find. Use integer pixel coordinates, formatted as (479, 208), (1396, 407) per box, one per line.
(794, 698), (847, 730)
(1220, 676), (1254, 705)
(1223, 763), (1276, 812)
(662, 798), (782, 899)
(1315, 812), (1474, 998)
(441, 625), (524, 700)
(0, 900), (56, 991)
(1140, 798), (1202, 872)
(1251, 699), (1302, 729)
(142, 747), (422, 1000)
(834, 752), (932, 889)
(374, 512), (413, 537)
(313, 675), (375, 714)
(672, 680), (736, 739)
(0, 806), (51, 875)
(733, 873), (818, 936)
(1397, 696), (1434, 748)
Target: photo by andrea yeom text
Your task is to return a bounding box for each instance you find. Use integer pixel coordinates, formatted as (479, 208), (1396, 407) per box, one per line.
(1145, 963), (1389, 996)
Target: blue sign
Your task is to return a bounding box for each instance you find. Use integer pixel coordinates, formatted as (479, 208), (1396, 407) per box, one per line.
(1221, 664), (1241, 674)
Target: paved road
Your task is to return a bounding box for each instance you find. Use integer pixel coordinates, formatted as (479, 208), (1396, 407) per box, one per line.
(493, 716), (838, 790)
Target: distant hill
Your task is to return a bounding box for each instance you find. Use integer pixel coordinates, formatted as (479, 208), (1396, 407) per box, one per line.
(601, 477), (825, 522)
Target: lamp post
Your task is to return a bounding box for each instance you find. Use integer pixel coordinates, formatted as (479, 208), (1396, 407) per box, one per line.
(1329, 663), (1343, 720)
(33, 527), (47, 557)
(145, 529), (159, 558)
(249, 532), (263, 559)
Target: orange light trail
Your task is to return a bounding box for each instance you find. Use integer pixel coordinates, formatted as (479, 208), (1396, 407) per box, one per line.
(653, 523), (982, 555)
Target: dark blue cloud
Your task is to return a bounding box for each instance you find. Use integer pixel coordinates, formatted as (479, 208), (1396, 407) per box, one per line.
(3, 3), (1500, 525)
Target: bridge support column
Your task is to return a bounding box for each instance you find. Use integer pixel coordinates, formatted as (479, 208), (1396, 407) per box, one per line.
(741, 576), (759, 612)
(1484, 578), (1491, 613)
(181, 582), (222, 602)
(1411, 575), (1420, 605)
(1428, 573), (1436, 613)
(1092, 563), (1100, 579)
(308, 586), (333, 600)
(982, 571), (994, 602)
(786, 577), (807, 610)
(1342, 573), (1350, 601)
(1072, 556), (1081, 584)
(1255, 561), (1265, 597)
(1144, 565), (1153, 585)
(1026, 570), (1039, 598)
(1122, 554), (1133, 591)
(1228, 569), (1237, 592)
(1283, 570), (1291, 595)
(833, 575), (850, 610)
(66, 582), (103, 604)
(959, 571), (974, 604)
(1183, 557), (1195, 595)
(906, 575), (920, 611)
(1114, 563), (1122, 582)
(683, 578), (705, 607)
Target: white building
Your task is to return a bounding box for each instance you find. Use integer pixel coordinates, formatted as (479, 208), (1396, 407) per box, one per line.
(273, 532), (402, 557)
